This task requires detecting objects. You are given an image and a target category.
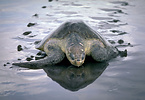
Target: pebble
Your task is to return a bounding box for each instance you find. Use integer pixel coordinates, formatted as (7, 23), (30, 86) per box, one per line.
(121, 2), (129, 6)
(26, 57), (33, 61)
(111, 30), (120, 33)
(34, 40), (41, 45)
(36, 52), (42, 55)
(23, 31), (32, 35)
(48, 0), (53, 2)
(7, 62), (10, 64)
(108, 40), (115, 44)
(18, 58), (21, 60)
(109, 19), (120, 23)
(32, 14), (39, 17)
(27, 23), (36, 27)
(42, 6), (47, 8)
(119, 49), (127, 57)
(3, 64), (6, 66)
(118, 39), (124, 44)
(17, 45), (23, 51)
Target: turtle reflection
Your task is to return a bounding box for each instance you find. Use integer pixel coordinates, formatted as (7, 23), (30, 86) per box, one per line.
(43, 61), (108, 91)
(15, 59), (108, 91)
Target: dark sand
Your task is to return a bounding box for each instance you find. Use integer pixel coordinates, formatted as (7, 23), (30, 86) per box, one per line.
(0, 0), (145, 100)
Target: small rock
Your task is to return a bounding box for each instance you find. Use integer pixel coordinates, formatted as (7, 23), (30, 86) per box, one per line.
(108, 40), (115, 44)
(18, 58), (21, 60)
(26, 57), (33, 61)
(111, 1), (129, 6)
(121, 2), (129, 6)
(48, 0), (53, 2)
(109, 19), (120, 23)
(111, 30), (120, 33)
(7, 62), (10, 64)
(30, 55), (34, 58)
(113, 19), (120, 22)
(3, 64), (6, 66)
(17, 45), (23, 51)
(27, 23), (36, 27)
(119, 49), (127, 57)
(118, 39), (124, 44)
(36, 51), (42, 56)
(34, 40), (41, 45)
(23, 31), (32, 35)
(117, 10), (123, 13)
(128, 43), (133, 47)
(42, 6), (47, 8)
(36, 51), (47, 56)
(32, 14), (39, 17)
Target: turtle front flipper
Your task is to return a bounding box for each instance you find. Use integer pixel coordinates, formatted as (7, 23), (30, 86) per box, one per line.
(90, 41), (118, 62)
(90, 40), (118, 62)
(90, 44), (108, 62)
(13, 46), (65, 68)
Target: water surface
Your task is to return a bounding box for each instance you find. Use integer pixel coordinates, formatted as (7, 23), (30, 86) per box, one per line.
(0, 0), (145, 100)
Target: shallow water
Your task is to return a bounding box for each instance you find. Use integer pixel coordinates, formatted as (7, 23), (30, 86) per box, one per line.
(0, 0), (145, 100)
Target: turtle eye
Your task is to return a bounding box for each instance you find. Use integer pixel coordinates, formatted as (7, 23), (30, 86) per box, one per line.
(70, 53), (75, 60)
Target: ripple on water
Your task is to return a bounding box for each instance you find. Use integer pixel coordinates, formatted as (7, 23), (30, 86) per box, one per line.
(1, 0), (145, 99)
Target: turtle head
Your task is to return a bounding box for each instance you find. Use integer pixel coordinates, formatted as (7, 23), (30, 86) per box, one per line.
(66, 43), (86, 67)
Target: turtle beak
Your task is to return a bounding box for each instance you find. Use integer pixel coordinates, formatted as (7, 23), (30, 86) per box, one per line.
(67, 52), (85, 67)
(71, 60), (84, 67)
(76, 60), (84, 67)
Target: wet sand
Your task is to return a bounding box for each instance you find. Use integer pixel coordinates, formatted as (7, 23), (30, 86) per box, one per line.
(0, 0), (145, 100)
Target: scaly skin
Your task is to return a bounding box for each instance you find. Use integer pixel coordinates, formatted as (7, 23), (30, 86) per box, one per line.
(13, 44), (65, 68)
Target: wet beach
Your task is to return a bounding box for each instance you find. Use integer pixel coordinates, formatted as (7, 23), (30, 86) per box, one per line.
(0, 0), (145, 100)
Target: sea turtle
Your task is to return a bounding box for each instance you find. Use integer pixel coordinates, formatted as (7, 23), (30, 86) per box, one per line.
(13, 20), (118, 67)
